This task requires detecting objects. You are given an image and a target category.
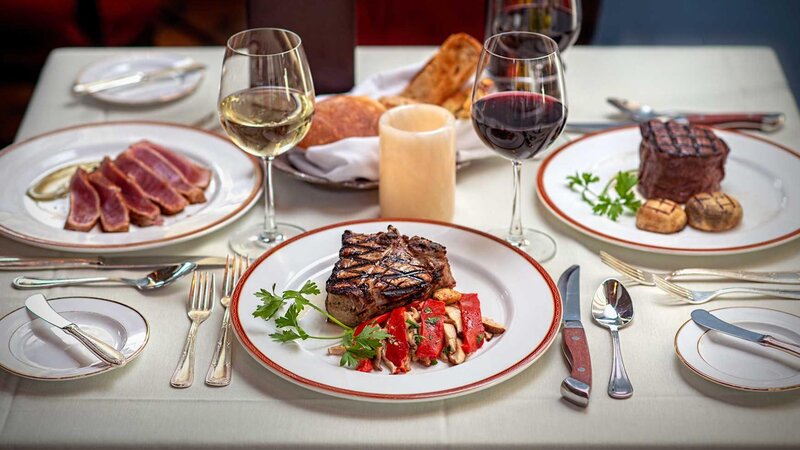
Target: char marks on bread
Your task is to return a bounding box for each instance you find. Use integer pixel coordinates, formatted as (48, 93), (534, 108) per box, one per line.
(65, 168), (101, 232)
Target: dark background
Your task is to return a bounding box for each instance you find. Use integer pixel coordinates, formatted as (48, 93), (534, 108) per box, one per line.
(0, 0), (797, 147)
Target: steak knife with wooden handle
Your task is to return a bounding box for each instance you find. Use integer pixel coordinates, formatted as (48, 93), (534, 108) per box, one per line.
(558, 265), (592, 407)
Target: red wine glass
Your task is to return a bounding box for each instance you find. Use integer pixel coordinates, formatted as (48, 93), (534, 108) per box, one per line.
(471, 31), (567, 262)
(486, 0), (582, 54)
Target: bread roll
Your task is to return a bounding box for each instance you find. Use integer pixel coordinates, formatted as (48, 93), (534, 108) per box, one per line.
(401, 33), (483, 105)
(686, 192), (743, 232)
(298, 95), (386, 148)
(636, 199), (687, 234)
(379, 95), (419, 109)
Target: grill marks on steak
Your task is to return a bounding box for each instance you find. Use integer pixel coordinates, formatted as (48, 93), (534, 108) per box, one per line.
(65, 168), (100, 232)
(88, 171), (130, 232)
(638, 120), (730, 203)
(325, 226), (456, 327)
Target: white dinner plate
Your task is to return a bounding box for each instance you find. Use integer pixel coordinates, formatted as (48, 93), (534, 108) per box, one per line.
(675, 307), (800, 392)
(230, 219), (562, 402)
(0, 296), (149, 381)
(0, 121), (262, 253)
(537, 126), (800, 255)
(76, 53), (204, 105)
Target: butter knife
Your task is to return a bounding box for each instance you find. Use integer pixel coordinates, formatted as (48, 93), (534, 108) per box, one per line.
(73, 61), (206, 95)
(691, 310), (800, 358)
(0, 255), (226, 270)
(25, 294), (125, 366)
(558, 265), (592, 407)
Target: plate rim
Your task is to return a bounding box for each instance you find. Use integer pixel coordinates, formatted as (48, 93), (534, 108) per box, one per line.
(74, 53), (204, 105)
(673, 306), (800, 392)
(537, 125), (800, 255)
(230, 217), (562, 401)
(0, 295), (151, 381)
(0, 120), (263, 252)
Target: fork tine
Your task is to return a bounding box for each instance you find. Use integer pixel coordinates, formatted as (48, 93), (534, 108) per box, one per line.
(189, 271), (198, 308)
(207, 273), (215, 311)
(601, 254), (644, 282)
(222, 255), (231, 297)
(653, 275), (691, 299)
(192, 272), (202, 310)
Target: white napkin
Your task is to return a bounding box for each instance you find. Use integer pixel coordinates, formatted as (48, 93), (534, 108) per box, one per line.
(288, 62), (494, 182)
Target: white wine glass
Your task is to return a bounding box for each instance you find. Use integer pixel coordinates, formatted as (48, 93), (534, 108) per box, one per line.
(219, 28), (315, 257)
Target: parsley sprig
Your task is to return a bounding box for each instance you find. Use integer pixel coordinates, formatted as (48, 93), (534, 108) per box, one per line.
(253, 281), (390, 369)
(566, 170), (642, 221)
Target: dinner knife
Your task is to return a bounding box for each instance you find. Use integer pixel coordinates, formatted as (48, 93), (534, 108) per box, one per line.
(25, 294), (126, 366)
(557, 265), (592, 407)
(691, 309), (800, 358)
(0, 255), (226, 271)
(72, 61), (206, 95)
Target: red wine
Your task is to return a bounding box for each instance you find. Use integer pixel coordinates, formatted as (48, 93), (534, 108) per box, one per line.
(472, 92), (566, 161)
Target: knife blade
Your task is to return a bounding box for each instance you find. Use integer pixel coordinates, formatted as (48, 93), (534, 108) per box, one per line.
(72, 61), (206, 95)
(565, 121), (638, 134)
(0, 255), (226, 271)
(25, 294), (126, 366)
(557, 265), (592, 407)
(691, 309), (800, 358)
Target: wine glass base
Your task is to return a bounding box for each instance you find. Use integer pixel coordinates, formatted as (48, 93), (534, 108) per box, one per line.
(228, 223), (305, 258)
(487, 227), (557, 263)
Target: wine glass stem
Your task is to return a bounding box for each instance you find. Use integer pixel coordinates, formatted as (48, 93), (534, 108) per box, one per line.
(508, 160), (525, 244)
(260, 156), (279, 243)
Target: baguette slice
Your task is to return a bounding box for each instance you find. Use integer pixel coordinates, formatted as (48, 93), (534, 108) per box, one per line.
(401, 33), (483, 105)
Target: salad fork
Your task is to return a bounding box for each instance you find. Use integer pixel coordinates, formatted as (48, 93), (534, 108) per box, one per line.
(171, 271), (215, 388)
(205, 255), (248, 387)
(599, 251), (800, 285)
(652, 275), (800, 304)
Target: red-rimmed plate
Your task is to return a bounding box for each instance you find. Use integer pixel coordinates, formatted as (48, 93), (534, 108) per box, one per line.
(231, 219), (561, 402)
(537, 126), (800, 255)
(0, 121), (261, 253)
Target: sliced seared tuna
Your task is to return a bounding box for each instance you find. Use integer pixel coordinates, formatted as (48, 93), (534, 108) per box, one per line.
(88, 171), (130, 232)
(126, 143), (206, 203)
(100, 158), (162, 226)
(140, 140), (211, 189)
(115, 153), (188, 215)
(65, 168), (100, 232)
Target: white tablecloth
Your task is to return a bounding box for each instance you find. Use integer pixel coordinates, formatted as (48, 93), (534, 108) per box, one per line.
(1, 46), (799, 449)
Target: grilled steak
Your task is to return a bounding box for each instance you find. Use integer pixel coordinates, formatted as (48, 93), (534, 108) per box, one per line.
(325, 225), (456, 327)
(638, 119), (729, 203)
(65, 168), (100, 232)
(88, 171), (130, 232)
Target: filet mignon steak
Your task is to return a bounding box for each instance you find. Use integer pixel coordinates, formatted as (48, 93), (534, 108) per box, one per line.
(325, 225), (456, 327)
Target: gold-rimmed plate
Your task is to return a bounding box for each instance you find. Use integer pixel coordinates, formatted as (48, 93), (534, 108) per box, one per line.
(0, 296), (149, 381)
(675, 307), (800, 392)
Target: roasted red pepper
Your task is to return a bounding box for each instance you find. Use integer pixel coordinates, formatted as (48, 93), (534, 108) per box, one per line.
(384, 306), (410, 374)
(459, 293), (486, 354)
(356, 358), (373, 372)
(416, 299), (446, 361)
(353, 311), (391, 337)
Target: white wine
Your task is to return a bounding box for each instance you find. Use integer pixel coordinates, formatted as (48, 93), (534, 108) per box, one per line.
(219, 87), (314, 158)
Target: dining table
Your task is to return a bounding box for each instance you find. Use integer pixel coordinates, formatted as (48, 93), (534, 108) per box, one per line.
(1, 44), (799, 449)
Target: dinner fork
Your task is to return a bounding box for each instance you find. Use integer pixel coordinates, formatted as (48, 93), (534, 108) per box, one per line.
(599, 251), (800, 285)
(170, 272), (215, 388)
(205, 255), (248, 386)
(652, 274), (800, 304)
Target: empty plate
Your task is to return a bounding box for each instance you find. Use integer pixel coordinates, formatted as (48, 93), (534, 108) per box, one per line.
(0, 296), (149, 380)
(75, 53), (204, 105)
(675, 307), (800, 391)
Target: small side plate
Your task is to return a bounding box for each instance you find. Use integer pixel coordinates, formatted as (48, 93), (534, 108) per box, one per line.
(0, 297), (149, 381)
(675, 307), (800, 392)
